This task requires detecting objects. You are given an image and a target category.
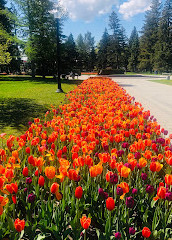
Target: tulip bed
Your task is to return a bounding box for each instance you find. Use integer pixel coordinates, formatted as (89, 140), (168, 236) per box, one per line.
(0, 77), (172, 240)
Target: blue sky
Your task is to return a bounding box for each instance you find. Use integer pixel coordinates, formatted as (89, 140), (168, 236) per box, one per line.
(60, 0), (165, 43)
(7, 0), (165, 44)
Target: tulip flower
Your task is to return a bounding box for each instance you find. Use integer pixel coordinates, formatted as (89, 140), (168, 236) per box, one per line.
(22, 167), (29, 177)
(38, 176), (45, 187)
(80, 215), (91, 229)
(126, 197), (134, 208)
(114, 232), (121, 239)
(14, 218), (25, 232)
(45, 166), (56, 179)
(142, 227), (151, 238)
(75, 186), (83, 199)
(106, 197), (115, 211)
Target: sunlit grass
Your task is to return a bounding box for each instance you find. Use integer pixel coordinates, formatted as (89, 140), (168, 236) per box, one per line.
(150, 79), (172, 86)
(0, 75), (81, 136)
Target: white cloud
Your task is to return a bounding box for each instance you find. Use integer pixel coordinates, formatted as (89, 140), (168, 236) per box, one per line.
(119, 0), (152, 19)
(59, 0), (119, 21)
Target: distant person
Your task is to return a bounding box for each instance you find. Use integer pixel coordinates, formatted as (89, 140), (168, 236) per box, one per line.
(70, 71), (75, 80)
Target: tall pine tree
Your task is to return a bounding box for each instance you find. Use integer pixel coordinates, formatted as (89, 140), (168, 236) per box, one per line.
(62, 33), (77, 72)
(76, 33), (87, 71)
(97, 28), (110, 70)
(128, 26), (139, 72)
(139, 0), (161, 72)
(108, 11), (122, 69)
(154, 0), (172, 72)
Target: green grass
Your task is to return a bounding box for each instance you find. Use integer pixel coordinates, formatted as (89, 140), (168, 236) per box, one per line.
(0, 75), (82, 137)
(125, 72), (161, 75)
(150, 79), (172, 85)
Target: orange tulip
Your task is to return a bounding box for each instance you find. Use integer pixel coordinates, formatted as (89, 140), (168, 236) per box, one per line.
(139, 158), (147, 168)
(45, 166), (56, 179)
(120, 166), (131, 178)
(80, 215), (91, 229)
(0, 195), (9, 215)
(165, 174), (172, 185)
(153, 186), (166, 201)
(117, 182), (129, 199)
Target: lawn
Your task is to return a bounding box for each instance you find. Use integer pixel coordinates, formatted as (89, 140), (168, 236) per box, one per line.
(125, 72), (161, 75)
(0, 75), (82, 137)
(150, 79), (172, 86)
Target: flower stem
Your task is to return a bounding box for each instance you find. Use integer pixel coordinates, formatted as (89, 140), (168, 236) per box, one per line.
(84, 230), (86, 240)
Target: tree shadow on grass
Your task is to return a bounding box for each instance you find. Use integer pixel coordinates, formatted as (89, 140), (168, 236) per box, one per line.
(0, 98), (48, 132)
(0, 75), (83, 85)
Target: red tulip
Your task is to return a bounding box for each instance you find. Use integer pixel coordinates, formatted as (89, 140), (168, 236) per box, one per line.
(142, 227), (151, 238)
(14, 218), (25, 232)
(106, 197), (115, 211)
(38, 176), (45, 187)
(22, 167), (28, 177)
(75, 186), (83, 199)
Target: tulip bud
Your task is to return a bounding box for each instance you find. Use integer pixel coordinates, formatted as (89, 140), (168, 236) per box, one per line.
(142, 227), (151, 238)
(106, 197), (115, 211)
(38, 176), (45, 187)
(75, 186), (83, 199)
(28, 193), (36, 203)
(129, 227), (135, 235)
(22, 167), (28, 177)
(114, 232), (121, 239)
(126, 196), (134, 208)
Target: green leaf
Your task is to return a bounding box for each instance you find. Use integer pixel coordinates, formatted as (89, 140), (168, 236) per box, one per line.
(35, 235), (46, 240)
(96, 228), (100, 238)
(19, 230), (24, 240)
(151, 199), (157, 208)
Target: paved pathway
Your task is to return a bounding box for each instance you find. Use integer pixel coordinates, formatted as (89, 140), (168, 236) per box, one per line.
(109, 75), (172, 136)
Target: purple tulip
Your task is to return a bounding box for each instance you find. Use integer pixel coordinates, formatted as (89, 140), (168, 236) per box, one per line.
(26, 177), (32, 184)
(165, 192), (172, 201)
(124, 163), (132, 169)
(146, 185), (154, 194)
(103, 145), (109, 151)
(117, 187), (123, 196)
(28, 193), (36, 203)
(114, 232), (121, 239)
(98, 188), (104, 196)
(117, 150), (124, 157)
(164, 130), (168, 135)
(122, 142), (129, 149)
(134, 152), (141, 160)
(141, 173), (147, 181)
(110, 173), (118, 184)
(28, 121), (32, 126)
(126, 197), (134, 208)
(129, 227), (136, 235)
(137, 163), (142, 170)
(98, 188), (108, 199)
(103, 192), (109, 199)
(132, 188), (138, 195)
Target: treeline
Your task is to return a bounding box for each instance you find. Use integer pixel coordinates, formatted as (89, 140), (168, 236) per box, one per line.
(98, 0), (172, 73)
(0, 0), (172, 76)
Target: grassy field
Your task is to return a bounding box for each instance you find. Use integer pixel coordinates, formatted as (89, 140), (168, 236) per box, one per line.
(150, 79), (172, 86)
(125, 72), (161, 75)
(0, 75), (82, 137)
